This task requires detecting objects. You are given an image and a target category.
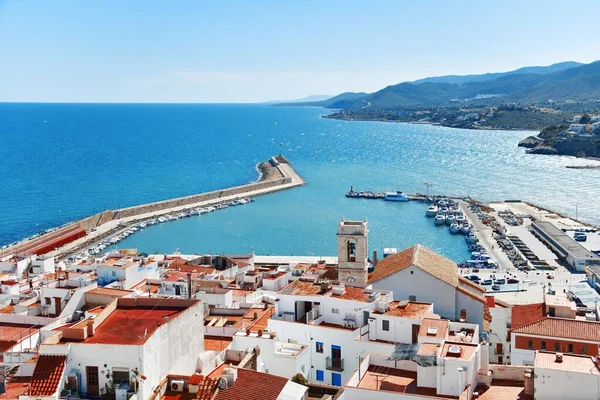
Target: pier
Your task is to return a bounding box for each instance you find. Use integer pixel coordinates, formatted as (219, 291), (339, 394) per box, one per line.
(4, 156), (305, 260)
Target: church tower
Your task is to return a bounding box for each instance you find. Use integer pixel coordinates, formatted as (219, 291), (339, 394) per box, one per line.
(336, 218), (369, 285)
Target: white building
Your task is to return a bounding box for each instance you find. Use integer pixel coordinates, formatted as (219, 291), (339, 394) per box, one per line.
(95, 256), (159, 289)
(260, 277), (484, 388)
(486, 296), (512, 364)
(534, 351), (600, 400)
(368, 245), (489, 329)
(20, 298), (204, 400)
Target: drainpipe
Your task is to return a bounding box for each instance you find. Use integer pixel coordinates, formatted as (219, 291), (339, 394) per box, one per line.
(187, 273), (192, 299)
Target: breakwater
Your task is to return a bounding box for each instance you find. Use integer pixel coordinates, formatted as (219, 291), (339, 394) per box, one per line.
(4, 156), (304, 258)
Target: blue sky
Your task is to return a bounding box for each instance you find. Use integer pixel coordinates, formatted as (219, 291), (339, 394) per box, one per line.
(1, 0), (599, 103)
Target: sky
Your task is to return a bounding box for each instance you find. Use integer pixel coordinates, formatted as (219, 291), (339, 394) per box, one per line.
(1, 0), (599, 103)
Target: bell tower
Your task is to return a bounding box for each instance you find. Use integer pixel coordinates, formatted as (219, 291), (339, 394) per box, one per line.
(336, 218), (369, 285)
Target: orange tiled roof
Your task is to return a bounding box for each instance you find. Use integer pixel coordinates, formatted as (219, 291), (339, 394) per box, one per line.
(28, 355), (66, 396)
(511, 303), (545, 329)
(512, 317), (600, 342)
(213, 368), (291, 400)
(368, 245), (458, 287)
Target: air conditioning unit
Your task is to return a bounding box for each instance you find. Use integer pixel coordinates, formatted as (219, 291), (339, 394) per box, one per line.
(170, 379), (184, 392)
(332, 286), (345, 295)
(377, 300), (391, 313)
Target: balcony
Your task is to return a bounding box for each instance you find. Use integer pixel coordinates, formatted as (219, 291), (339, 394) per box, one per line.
(326, 356), (344, 372)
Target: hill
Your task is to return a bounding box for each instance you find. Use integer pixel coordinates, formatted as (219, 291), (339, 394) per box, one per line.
(276, 92), (367, 107)
(411, 61), (583, 85)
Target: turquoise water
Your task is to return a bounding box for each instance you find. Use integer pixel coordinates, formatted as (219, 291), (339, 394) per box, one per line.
(2, 103), (599, 260)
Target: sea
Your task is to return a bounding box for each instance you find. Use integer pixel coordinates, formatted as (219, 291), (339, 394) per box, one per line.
(2, 103), (600, 261)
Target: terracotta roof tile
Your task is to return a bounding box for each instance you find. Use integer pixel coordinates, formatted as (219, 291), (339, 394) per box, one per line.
(213, 368), (290, 400)
(512, 317), (600, 342)
(28, 355), (66, 396)
(368, 245), (458, 287)
(511, 303), (545, 329)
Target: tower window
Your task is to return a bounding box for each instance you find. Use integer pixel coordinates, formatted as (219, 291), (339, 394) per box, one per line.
(347, 239), (357, 262)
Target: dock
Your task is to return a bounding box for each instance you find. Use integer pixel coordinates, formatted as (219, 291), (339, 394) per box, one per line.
(3, 156), (305, 260)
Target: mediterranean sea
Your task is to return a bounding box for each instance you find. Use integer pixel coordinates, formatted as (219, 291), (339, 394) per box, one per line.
(2, 103), (599, 260)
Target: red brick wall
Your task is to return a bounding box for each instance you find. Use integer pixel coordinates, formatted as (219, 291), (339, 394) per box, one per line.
(515, 335), (597, 356)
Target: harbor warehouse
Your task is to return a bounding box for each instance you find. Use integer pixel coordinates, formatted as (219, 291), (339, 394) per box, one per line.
(530, 221), (600, 271)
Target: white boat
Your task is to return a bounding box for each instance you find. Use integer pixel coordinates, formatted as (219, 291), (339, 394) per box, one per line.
(434, 213), (446, 225)
(455, 214), (465, 223)
(139, 222), (147, 228)
(460, 224), (470, 235)
(158, 217), (167, 223)
(239, 198), (249, 205)
(466, 232), (478, 243)
(445, 214), (456, 225)
(425, 205), (439, 217)
(384, 191), (410, 202)
(440, 206), (449, 214)
(438, 200), (448, 207)
(449, 222), (461, 234)
(229, 199), (241, 206)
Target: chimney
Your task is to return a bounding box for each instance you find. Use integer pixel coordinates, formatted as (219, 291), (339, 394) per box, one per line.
(372, 250), (378, 267)
(187, 273), (192, 299)
(222, 367), (238, 387)
(320, 281), (330, 292)
(87, 320), (95, 337)
(555, 353), (563, 363)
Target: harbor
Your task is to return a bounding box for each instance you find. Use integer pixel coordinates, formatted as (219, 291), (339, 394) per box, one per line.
(1, 156), (305, 261)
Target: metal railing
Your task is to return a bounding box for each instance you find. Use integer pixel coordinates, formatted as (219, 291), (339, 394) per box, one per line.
(326, 357), (344, 372)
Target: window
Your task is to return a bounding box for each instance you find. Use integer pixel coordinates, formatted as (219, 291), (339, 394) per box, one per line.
(554, 342), (560, 352)
(460, 309), (467, 321)
(44, 297), (51, 305)
(541, 341), (546, 350)
(316, 342), (323, 353)
(316, 370), (324, 382)
(548, 307), (556, 317)
(382, 320), (390, 331)
(112, 368), (129, 385)
(582, 345), (587, 355)
(112, 271), (117, 277)
(568, 344), (573, 353)
(528, 340), (534, 350)
(331, 308), (339, 314)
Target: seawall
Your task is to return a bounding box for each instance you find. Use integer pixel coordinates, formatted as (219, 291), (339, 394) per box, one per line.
(5, 156), (305, 258)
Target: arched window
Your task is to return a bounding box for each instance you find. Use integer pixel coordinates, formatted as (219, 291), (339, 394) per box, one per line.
(568, 344), (573, 353)
(347, 239), (357, 262)
(541, 341), (546, 350)
(582, 345), (587, 355)
(554, 342), (560, 352)
(460, 309), (467, 322)
(528, 340), (534, 350)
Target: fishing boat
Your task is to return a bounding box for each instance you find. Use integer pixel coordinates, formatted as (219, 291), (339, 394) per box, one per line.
(466, 231), (478, 243)
(425, 205), (439, 217)
(434, 213), (446, 225)
(384, 191), (410, 202)
(346, 186), (360, 198)
(445, 214), (456, 225)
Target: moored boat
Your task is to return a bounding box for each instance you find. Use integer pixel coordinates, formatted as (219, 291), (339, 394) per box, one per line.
(425, 205), (438, 217)
(384, 191), (410, 202)
(449, 222), (461, 234)
(434, 213), (446, 225)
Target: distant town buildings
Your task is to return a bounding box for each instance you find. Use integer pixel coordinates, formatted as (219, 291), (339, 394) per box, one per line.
(1, 218), (600, 399)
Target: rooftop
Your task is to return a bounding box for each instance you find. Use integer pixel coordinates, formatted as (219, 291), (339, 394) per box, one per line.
(476, 380), (531, 400)
(60, 300), (196, 345)
(204, 336), (233, 351)
(213, 368), (295, 400)
(1, 377), (31, 400)
(511, 317), (600, 342)
(376, 301), (433, 318)
(511, 303), (545, 329)
(279, 279), (386, 302)
(534, 351), (600, 375)
(263, 271), (287, 280)
(96, 257), (139, 269)
(28, 355), (66, 397)
(87, 287), (132, 297)
(355, 364), (454, 398)
(532, 221), (600, 260)
(440, 342), (478, 360)
(368, 245), (458, 288)
(418, 318), (449, 339)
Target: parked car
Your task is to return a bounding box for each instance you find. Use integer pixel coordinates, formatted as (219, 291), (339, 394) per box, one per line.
(492, 285), (501, 291)
(481, 279), (493, 286)
(507, 278), (519, 284)
(547, 274), (554, 280)
(494, 278), (506, 285)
